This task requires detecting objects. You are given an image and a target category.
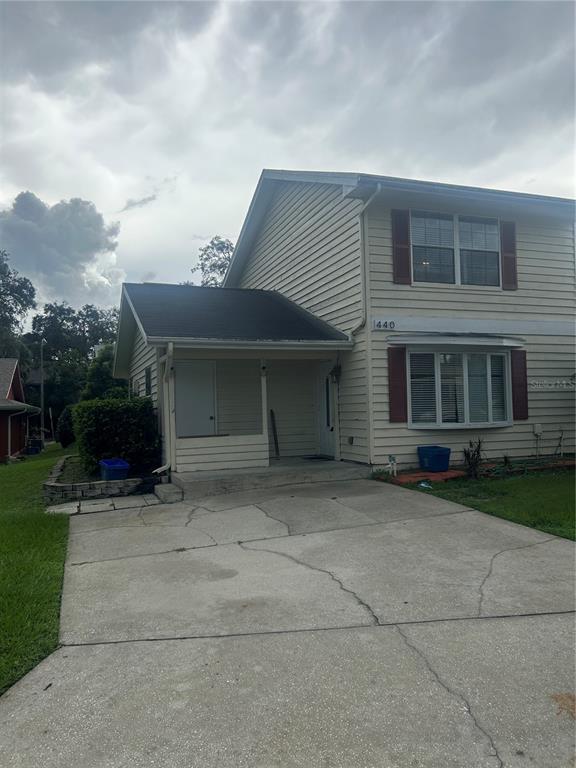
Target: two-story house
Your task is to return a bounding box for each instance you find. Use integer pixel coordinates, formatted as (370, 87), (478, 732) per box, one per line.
(113, 170), (575, 475)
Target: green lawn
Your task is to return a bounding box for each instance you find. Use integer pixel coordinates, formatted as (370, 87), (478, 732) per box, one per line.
(0, 444), (72, 695)
(412, 468), (575, 540)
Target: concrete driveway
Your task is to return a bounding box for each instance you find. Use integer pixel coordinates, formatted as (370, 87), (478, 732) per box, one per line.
(1, 479), (574, 767)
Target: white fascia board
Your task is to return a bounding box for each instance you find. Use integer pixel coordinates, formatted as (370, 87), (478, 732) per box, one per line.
(146, 337), (354, 350)
(387, 334), (525, 348)
(113, 286), (147, 379)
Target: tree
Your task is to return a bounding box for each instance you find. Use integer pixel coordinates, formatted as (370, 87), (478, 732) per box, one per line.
(0, 249), (36, 357)
(76, 305), (119, 357)
(81, 344), (127, 401)
(197, 236), (234, 287)
(28, 302), (119, 361)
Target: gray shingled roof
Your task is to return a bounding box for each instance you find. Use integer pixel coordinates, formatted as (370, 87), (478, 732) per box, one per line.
(0, 358), (18, 400)
(124, 283), (349, 343)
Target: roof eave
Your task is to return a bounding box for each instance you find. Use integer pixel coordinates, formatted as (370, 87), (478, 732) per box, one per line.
(113, 286), (145, 379)
(146, 336), (353, 350)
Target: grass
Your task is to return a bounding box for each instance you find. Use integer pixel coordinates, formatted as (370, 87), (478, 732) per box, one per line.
(411, 468), (575, 540)
(0, 443), (73, 695)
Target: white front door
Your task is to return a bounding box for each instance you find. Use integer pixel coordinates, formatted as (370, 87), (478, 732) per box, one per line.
(174, 361), (216, 437)
(317, 365), (335, 457)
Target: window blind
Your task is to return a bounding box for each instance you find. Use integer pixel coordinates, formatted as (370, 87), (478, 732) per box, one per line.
(409, 353), (436, 424)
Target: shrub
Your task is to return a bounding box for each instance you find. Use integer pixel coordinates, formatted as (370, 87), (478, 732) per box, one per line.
(463, 438), (483, 479)
(73, 397), (161, 475)
(56, 405), (75, 448)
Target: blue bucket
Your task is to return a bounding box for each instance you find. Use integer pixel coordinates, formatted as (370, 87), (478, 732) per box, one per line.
(99, 458), (130, 481)
(417, 446), (451, 473)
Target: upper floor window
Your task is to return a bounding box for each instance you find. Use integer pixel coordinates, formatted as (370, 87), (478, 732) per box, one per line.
(411, 211), (501, 287)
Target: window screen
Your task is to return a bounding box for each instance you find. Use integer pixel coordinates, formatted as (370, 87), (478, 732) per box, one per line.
(409, 353), (436, 424)
(411, 212), (455, 284)
(459, 217), (500, 286)
(490, 355), (507, 421)
(468, 354), (489, 423)
(439, 354), (464, 423)
(409, 351), (510, 426)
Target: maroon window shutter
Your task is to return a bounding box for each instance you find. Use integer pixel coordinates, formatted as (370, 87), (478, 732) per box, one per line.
(388, 346), (408, 423)
(510, 349), (529, 420)
(391, 210), (411, 285)
(500, 221), (518, 290)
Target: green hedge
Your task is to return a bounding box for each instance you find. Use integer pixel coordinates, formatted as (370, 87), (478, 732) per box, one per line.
(73, 398), (161, 475)
(56, 405), (75, 448)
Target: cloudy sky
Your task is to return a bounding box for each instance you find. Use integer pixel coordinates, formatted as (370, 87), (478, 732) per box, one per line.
(0, 1), (574, 308)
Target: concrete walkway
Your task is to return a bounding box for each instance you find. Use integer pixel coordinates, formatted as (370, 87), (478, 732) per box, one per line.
(2, 480), (574, 767)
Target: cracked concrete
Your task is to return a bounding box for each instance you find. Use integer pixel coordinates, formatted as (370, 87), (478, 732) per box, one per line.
(239, 541), (381, 626)
(3, 478), (575, 767)
(395, 625), (504, 767)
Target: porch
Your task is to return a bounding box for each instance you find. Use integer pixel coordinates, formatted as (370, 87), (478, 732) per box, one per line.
(161, 352), (345, 475)
(171, 456), (370, 498)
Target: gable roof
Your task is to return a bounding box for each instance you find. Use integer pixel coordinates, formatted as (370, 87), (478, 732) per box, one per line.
(0, 358), (18, 400)
(224, 168), (575, 286)
(114, 283), (352, 377)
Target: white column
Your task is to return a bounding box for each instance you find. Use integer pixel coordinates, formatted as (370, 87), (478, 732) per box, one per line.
(260, 360), (270, 465)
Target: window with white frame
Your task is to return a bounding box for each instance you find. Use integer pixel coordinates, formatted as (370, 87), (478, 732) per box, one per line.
(411, 211), (501, 287)
(408, 351), (510, 427)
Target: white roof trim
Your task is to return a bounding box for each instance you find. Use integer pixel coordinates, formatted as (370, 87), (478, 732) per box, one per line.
(146, 336), (354, 350)
(224, 168), (573, 287)
(387, 334), (525, 348)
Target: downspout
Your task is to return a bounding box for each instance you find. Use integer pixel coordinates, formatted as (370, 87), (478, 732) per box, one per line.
(152, 342), (174, 475)
(350, 183), (382, 337)
(8, 408), (27, 459)
(349, 183), (381, 467)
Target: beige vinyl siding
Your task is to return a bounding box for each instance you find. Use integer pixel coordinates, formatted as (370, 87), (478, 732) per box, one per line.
(238, 181), (364, 332)
(215, 360), (262, 435)
(337, 331), (370, 462)
(129, 329), (158, 403)
(175, 434), (268, 472)
(237, 181), (370, 462)
(267, 360), (316, 457)
(367, 206), (574, 320)
(367, 204), (575, 466)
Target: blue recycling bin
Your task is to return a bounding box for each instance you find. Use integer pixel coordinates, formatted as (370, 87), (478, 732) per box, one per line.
(417, 446), (451, 473)
(99, 458), (130, 481)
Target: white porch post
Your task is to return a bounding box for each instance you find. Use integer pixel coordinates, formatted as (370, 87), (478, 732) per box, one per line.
(331, 362), (342, 461)
(260, 360), (269, 464)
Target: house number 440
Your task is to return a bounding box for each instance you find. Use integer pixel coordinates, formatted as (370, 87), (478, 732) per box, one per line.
(373, 320), (396, 330)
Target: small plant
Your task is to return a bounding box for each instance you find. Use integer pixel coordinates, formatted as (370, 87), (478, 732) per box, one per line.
(56, 405), (75, 448)
(463, 438), (483, 479)
(502, 454), (513, 476)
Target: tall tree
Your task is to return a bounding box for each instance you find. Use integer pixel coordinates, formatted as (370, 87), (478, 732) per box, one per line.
(29, 302), (119, 361)
(0, 249), (36, 357)
(81, 344), (127, 401)
(197, 236), (234, 287)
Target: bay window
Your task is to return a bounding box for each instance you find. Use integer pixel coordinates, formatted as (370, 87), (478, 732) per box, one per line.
(408, 350), (510, 427)
(411, 211), (501, 287)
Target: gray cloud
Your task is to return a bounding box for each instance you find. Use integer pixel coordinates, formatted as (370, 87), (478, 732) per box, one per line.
(121, 194), (158, 212)
(0, 191), (124, 306)
(0, 1), (573, 299)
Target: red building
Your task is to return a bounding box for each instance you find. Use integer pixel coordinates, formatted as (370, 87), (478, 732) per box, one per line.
(0, 359), (40, 462)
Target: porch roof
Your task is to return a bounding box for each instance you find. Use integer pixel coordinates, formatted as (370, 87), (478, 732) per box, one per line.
(122, 283), (352, 346)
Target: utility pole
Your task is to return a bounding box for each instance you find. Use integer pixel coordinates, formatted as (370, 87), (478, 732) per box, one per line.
(40, 338), (46, 446)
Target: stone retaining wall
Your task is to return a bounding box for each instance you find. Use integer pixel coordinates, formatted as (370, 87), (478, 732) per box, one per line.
(44, 456), (158, 504)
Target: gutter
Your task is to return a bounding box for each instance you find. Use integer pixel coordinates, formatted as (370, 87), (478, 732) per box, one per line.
(146, 337), (354, 350)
